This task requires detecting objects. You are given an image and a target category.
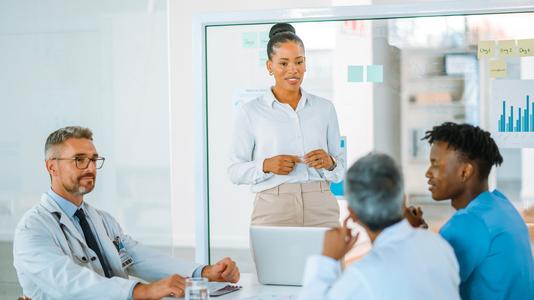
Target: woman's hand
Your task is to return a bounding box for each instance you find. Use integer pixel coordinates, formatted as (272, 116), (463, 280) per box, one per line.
(202, 257), (240, 283)
(304, 149), (334, 170)
(263, 155), (301, 175)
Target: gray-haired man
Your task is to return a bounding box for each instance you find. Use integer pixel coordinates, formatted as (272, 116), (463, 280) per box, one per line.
(298, 153), (460, 300)
(14, 126), (240, 299)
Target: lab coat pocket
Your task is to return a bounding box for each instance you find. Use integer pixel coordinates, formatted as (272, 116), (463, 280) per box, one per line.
(73, 253), (91, 265)
(62, 233), (91, 267)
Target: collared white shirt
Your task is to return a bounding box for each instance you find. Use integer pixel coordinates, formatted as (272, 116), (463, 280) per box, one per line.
(299, 220), (461, 300)
(228, 88), (345, 192)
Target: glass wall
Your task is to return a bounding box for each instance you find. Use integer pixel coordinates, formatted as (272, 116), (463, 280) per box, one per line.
(205, 12), (534, 271)
(0, 0), (170, 296)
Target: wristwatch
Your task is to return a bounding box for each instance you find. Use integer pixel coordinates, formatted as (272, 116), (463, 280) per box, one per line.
(327, 156), (337, 171)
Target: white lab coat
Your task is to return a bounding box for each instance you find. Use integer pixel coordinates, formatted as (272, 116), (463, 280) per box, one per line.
(13, 194), (201, 300)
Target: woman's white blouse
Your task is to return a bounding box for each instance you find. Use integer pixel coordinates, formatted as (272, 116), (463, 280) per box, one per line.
(228, 88), (345, 192)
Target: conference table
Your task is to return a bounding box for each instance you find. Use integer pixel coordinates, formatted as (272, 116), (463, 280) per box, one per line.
(164, 273), (301, 300)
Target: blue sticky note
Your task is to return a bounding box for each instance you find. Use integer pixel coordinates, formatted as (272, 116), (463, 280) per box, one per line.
(259, 32), (269, 48)
(331, 136), (346, 197)
(242, 32), (258, 48)
(330, 181), (344, 196)
(348, 65), (364, 82)
(367, 65), (383, 83)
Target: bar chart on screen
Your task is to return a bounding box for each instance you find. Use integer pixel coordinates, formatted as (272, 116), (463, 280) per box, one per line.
(498, 96), (533, 132)
(492, 80), (534, 148)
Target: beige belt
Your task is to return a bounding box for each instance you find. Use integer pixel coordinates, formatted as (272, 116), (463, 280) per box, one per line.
(261, 181), (330, 195)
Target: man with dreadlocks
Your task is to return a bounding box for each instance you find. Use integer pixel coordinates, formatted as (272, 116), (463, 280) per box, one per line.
(422, 122), (533, 300)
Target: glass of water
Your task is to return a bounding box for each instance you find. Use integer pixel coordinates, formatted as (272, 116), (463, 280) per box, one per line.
(185, 277), (209, 300)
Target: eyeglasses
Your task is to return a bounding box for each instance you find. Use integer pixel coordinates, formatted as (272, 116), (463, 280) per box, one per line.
(51, 156), (106, 170)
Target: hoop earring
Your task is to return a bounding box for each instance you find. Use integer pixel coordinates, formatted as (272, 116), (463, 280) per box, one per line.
(269, 71), (273, 76)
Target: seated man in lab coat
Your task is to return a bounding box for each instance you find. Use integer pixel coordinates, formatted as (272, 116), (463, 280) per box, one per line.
(13, 126), (240, 299)
(299, 153), (461, 300)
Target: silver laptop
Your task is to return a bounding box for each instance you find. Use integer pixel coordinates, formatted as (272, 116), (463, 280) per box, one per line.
(250, 226), (328, 286)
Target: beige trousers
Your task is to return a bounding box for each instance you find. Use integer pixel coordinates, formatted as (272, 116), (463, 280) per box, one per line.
(251, 181), (340, 227)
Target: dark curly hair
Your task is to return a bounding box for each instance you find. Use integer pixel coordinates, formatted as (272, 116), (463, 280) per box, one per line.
(266, 23), (305, 60)
(422, 122), (503, 180)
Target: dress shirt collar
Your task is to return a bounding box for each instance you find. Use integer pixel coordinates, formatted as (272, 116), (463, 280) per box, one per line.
(47, 187), (82, 219)
(373, 219), (413, 248)
(264, 87), (310, 110)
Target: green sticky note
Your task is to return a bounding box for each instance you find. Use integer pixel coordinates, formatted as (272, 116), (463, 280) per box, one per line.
(259, 32), (269, 48)
(259, 50), (268, 66)
(367, 65), (383, 83)
(348, 65), (364, 82)
(242, 32), (258, 48)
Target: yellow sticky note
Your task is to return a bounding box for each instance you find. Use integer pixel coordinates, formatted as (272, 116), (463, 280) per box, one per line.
(489, 59), (507, 78)
(517, 39), (534, 57)
(478, 40), (496, 59)
(499, 40), (517, 57)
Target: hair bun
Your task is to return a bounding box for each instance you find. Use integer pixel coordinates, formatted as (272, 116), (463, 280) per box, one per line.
(269, 23), (296, 39)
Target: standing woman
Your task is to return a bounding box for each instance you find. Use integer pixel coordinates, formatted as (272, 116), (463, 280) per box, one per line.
(228, 23), (345, 227)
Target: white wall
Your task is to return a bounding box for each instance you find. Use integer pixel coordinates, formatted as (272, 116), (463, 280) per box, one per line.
(0, 0), (173, 246)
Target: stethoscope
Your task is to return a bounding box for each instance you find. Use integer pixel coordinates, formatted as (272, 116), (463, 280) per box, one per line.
(53, 211), (97, 264)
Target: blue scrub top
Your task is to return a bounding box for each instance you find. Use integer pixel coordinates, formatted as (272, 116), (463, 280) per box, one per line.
(440, 190), (534, 300)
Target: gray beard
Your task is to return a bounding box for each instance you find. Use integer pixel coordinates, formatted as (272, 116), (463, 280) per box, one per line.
(64, 180), (94, 196)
